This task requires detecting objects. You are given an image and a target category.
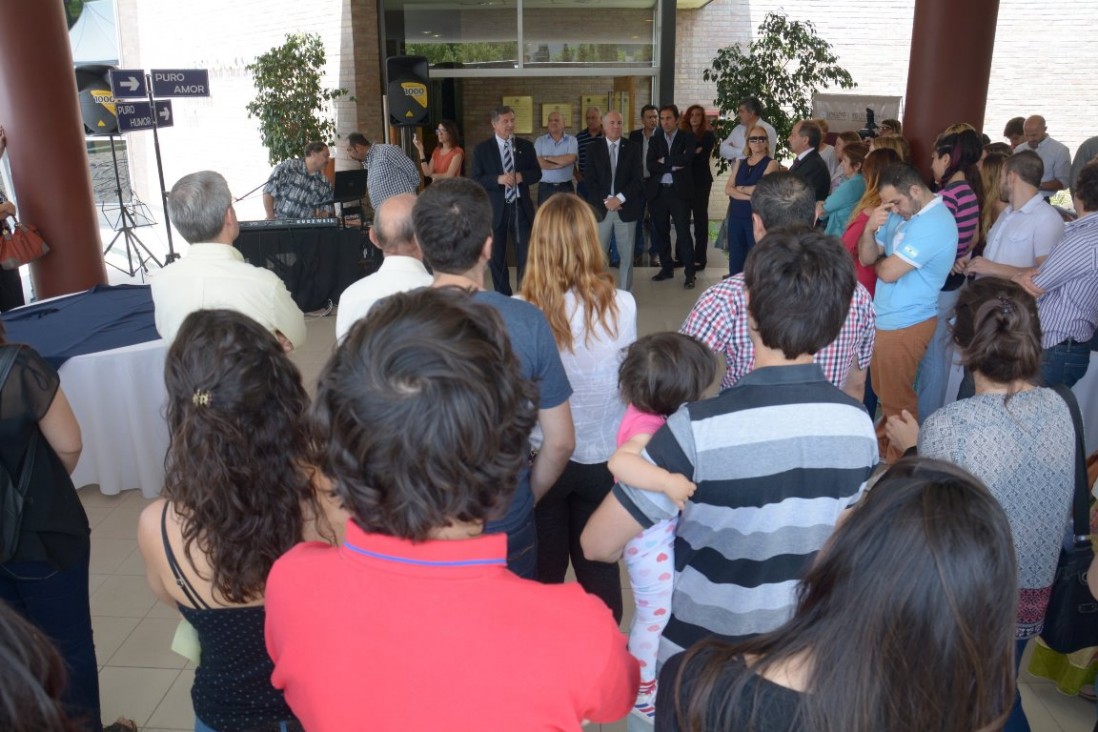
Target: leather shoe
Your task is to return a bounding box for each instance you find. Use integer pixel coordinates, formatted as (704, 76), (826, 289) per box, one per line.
(672, 260), (684, 268)
(684, 277), (696, 289)
(652, 270), (673, 282)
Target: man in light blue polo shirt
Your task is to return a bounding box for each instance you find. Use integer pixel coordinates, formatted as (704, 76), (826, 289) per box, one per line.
(857, 163), (956, 461)
(534, 111), (578, 205)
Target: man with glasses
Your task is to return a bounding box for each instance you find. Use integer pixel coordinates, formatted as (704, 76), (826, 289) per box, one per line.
(718, 96), (777, 162)
(347, 131), (420, 208)
(534, 111), (578, 205)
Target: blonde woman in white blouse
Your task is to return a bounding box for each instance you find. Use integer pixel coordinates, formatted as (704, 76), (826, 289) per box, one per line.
(519, 193), (637, 621)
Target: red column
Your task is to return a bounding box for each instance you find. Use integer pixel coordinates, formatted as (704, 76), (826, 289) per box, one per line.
(0, 0), (107, 298)
(903, 0), (1000, 181)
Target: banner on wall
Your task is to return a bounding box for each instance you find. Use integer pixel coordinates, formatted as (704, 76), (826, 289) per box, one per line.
(813, 94), (903, 135)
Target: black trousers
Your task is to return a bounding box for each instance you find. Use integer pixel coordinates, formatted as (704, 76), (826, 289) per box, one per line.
(691, 179), (713, 266)
(651, 184), (695, 277)
(534, 460), (623, 623)
(488, 199), (533, 296)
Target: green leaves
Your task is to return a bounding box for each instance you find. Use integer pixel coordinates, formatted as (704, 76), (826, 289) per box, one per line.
(245, 33), (348, 166)
(706, 12), (856, 171)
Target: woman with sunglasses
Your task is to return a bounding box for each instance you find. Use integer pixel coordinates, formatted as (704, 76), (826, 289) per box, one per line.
(724, 125), (779, 276)
(413, 119), (464, 181)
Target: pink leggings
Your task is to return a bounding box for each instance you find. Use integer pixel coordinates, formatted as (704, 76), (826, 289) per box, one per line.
(623, 516), (677, 683)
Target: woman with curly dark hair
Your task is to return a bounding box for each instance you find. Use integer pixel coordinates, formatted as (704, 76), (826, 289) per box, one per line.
(0, 600), (80, 732)
(137, 309), (338, 732)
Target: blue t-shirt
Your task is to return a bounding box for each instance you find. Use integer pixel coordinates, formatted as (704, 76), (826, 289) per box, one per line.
(873, 196), (958, 330)
(473, 291), (573, 532)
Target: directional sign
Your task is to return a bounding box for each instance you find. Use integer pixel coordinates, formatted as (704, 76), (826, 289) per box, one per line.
(116, 100), (174, 132)
(150, 69), (210, 98)
(109, 69), (148, 98)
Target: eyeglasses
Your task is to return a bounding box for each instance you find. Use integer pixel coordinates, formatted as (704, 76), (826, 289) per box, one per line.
(747, 137), (767, 143)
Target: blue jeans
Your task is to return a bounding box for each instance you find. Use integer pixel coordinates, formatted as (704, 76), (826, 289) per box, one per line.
(916, 287), (961, 423)
(0, 551), (101, 732)
(1042, 339), (1091, 389)
(726, 215), (754, 276)
(1004, 637), (1031, 732)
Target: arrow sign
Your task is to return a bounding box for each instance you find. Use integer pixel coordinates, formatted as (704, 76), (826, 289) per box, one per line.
(109, 69), (148, 98)
(150, 69), (210, 98)
(116, 100), (174, 132)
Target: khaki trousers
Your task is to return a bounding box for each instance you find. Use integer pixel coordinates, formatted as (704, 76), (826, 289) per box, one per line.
(871, 316), (937, 463)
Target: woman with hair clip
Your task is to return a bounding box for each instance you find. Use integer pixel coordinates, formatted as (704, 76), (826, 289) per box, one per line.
(886, 278), (1075, 732)
(681, 105), (716, 269)
(412, 119), (464, 181)
(137, 309), (340, 732)
(520, 193), (637, 622)
(659, 457), (1018, 732)
(917, 128), (985, 422)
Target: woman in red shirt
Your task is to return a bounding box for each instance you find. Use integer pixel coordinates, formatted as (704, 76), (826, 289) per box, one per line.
(413, 119), (464, 181)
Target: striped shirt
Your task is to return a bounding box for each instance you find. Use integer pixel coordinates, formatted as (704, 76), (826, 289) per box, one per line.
(576, 129), (603, 178)
(941, 180), (980, 258)
(1033, 211), (1098, 348)
(680, 275), (876, 391)
(613, 364), (878, 669)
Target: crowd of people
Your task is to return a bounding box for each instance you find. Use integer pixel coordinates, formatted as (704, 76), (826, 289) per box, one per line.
(1, 98), (1098, 732)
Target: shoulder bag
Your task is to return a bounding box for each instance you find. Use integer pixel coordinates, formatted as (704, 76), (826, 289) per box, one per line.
(1039, 384), (1098, 654)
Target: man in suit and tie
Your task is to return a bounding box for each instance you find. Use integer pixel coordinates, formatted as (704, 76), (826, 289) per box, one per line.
(471, 105), (542, 295)
(787, 120), (831, 203)
(647, 104), (697, 288)
(583, 110), (645, 290)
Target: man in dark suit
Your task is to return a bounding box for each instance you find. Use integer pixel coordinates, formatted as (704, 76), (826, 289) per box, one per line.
(583, 110), (645, 290)
(471, 105), (542, 295)
(628, 104), (660, 267)
(647, 104), (697, 288)
(787, 120), (831, 204)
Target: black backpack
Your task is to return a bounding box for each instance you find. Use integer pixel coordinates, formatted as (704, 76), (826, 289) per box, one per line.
(0, 345), (36, 564)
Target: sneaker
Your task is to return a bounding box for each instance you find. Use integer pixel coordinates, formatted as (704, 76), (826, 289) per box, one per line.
(631, 680), (657, 722)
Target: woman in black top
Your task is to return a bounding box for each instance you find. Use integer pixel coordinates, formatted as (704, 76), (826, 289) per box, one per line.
(0, 319), (114, 730)
(137, 310), (340, 732)
(681, 105), (716, 270)
(659, 458), (1017, 732)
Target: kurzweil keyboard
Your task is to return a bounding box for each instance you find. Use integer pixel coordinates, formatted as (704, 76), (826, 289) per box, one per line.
(239, 217), (340, 230)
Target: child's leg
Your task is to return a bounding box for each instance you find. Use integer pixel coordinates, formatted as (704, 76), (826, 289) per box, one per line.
(623, 517), (677, 683)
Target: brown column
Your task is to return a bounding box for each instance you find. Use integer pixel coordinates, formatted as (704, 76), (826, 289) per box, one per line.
(0, 0), (107, 298)
(903, 0), (1000, 181)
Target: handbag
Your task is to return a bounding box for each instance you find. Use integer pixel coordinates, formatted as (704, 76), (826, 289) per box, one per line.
(0, 345), (37, 564)
(1039, 384), (1098, 654)
(0, 218), (50, 270)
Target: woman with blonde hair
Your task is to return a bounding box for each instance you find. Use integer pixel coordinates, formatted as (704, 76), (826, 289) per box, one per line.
(979, 151), (1010, 241)
(870, 134), (911, 162)
(520, 193), (637, 620)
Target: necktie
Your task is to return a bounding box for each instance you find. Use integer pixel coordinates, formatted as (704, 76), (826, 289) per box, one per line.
(610, 141), (618, 194)
(503, 140), (517, 203)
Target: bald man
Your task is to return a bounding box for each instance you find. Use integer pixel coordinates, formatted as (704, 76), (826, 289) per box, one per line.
(334, 192), (432, 341)
(583, 110), (644, 289)
(1017, 115), (1071, 199)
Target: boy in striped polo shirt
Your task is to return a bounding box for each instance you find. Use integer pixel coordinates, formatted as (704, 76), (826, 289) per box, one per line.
(583, 228), (878, 673)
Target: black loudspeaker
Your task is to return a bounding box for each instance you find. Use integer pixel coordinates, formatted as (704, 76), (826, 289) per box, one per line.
(75, 65), (118, 135)
(386, 56), (430, 127)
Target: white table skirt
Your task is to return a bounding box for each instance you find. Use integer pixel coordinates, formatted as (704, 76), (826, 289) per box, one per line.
(946, 350), (1098, 454)
(61, 338), (169, 498)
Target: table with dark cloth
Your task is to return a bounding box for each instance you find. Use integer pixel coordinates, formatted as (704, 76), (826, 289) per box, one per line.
(2, 285), (168, 497)
(234, 225), (372, 311)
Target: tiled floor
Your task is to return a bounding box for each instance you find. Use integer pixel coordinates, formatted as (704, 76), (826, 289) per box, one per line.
(83, 256), (1095, 731)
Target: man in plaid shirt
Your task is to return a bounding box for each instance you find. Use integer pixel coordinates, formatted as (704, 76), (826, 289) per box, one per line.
(681, 173), (875, 400)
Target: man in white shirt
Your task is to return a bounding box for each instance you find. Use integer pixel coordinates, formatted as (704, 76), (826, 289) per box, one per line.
(153, 171), (307, 350)
(335, 193), (431, 341)
(1016, 115), (1071, 199)
(968, 150), (1064, 279)
(718, 96), (777, 162)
